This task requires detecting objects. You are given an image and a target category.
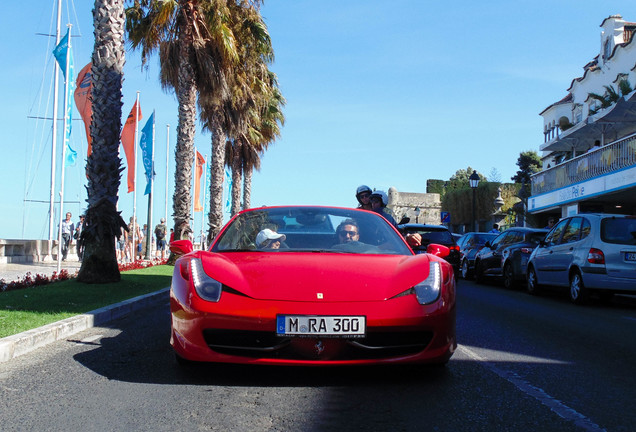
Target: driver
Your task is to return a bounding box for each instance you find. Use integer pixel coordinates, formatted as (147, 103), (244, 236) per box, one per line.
(337, 219), (360, 243)
(332, 219), (380, 253)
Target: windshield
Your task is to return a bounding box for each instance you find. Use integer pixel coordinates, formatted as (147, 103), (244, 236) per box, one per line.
(472, 233), (497, 245)
(402, 227), (453, 245)
(528, 231), (547, 245)
(212, 206), (413, 255)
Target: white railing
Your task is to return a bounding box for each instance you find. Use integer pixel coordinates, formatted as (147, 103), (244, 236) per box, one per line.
(532, 134), (636, 195)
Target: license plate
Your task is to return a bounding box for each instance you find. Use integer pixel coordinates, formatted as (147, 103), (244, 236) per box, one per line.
(276, 315), (366, 337)
(625, 252), (636, 261)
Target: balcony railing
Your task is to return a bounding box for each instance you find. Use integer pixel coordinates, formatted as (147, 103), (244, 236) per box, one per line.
(531, 134), (636, 195)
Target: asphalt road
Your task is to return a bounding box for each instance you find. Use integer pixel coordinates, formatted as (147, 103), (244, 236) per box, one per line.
(1, 279), (635, 432)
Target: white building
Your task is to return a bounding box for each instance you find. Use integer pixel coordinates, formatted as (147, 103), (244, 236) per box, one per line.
(530, 15), (636, 219)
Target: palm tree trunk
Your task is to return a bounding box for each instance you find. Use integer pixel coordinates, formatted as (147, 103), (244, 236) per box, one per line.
(230, 139), (243, 216)
(208, 107), (227, 241)
(172, 46), (197, 242)
(243, 167), (253, 210)
(78, 0), (126, 283)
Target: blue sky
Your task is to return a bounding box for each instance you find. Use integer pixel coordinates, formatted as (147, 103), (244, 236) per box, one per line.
(1, 0), (634, 240)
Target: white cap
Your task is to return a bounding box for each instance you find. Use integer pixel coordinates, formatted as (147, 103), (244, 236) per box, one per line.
(160, 218), (166, 223)
(256, 229), (286, 247)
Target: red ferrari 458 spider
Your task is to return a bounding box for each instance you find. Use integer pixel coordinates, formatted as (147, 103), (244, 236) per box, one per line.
(170, 206), (456, 366)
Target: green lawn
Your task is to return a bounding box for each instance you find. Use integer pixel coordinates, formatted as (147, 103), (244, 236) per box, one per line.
(0, 264), (173, 338)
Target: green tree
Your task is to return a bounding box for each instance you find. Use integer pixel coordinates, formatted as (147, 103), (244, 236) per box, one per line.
(77, 0), (128, 283)
(511, 150), (541, 222)
(447, 166), (486, 191)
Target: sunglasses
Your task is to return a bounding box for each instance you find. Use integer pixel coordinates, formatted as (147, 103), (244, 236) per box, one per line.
(339, 230), (359, 237)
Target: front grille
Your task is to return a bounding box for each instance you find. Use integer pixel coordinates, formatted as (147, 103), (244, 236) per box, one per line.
(202, 329), (434, 360)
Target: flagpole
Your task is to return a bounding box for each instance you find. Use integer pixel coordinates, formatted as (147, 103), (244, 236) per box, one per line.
(145, 111), (156, 259)
(191, 149), (196, 237)
(48, 0), (62, 261)
(56, 24), (72, 274)
(200, 154), (208, 250)
(132, 91), (140, 260)
(164, 124), (169, 228)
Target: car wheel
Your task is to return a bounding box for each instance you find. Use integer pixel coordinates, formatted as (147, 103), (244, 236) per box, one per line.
(569, 271), (589, 305)
(474, 261), (484, 284)
(461, 260), (471, 279)
(503, 262), (516, 289)
(526, 266), (541, 295)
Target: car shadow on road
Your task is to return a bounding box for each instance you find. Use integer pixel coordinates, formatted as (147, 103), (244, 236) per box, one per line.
(71, 303), (453, 388)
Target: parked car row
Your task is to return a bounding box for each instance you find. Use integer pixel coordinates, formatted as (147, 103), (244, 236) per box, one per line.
(455, 213), (636, 305)
(527, 213), (636, 304)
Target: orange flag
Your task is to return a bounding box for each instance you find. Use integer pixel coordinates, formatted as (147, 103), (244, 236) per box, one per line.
(193, 151), (206, 212)
(74, 62), (93, 157)
(121, 100), (142, 193)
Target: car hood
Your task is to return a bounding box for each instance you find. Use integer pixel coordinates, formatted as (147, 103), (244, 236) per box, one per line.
(199, 251), (434, 302)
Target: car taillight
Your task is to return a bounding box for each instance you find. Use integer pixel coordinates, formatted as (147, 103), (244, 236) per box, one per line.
(587, 248), (605, 264)
(450, 245), (460, 252)
(520, 247), (533, 254)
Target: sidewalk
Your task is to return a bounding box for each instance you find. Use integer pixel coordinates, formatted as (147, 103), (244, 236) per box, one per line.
(0, 260), (169, 364)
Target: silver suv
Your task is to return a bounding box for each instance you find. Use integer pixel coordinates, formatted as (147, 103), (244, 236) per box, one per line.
(526, 213), (636, 304)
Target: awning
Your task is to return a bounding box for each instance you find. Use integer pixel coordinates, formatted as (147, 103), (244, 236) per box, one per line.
(540, 90), (636, 153)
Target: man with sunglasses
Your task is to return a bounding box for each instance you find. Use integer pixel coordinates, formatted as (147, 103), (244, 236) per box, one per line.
(337, 219), (360, 244)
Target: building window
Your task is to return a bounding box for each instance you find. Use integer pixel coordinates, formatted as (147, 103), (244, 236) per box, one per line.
(604, 39), (612, 60)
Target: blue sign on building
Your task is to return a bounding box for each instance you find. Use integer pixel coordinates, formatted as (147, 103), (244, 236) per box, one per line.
(441, 211), (450, 223)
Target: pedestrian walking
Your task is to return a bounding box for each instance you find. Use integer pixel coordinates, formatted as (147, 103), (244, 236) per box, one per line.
(59, 212), (74, 261)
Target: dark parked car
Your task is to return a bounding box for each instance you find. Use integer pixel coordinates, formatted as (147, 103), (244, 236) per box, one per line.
(473, 227), (548, 288)
(398, 224), (460, 274)
(456, 232), (498, 279)
(527, 213), (636, 304)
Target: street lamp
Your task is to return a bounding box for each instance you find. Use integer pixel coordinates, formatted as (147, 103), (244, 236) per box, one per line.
(414, 206), (421, 224)
(469, 170), (480, 232)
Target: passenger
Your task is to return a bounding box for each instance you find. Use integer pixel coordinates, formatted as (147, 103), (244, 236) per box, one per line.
(370, 190), (398, 228)
(355, 185), (373, 210)
(256, 229), (286, 249)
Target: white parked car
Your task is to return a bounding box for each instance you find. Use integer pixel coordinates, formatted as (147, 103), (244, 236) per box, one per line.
(526, 213), (636, 304)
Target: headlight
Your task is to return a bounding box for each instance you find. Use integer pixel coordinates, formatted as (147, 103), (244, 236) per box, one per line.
(413, 261), (442, 305)
(190, 258), (222, 302)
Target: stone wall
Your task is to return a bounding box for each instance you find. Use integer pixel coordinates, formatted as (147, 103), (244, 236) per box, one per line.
(386, 187), (442, 225)
(0, 239), (77, 263)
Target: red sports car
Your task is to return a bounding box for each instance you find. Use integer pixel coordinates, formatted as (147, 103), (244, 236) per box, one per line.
(170, 206), (456, 366)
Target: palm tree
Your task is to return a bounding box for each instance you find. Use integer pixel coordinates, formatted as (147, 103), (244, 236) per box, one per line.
(77, 0), (127, 283)
(125, 0), (235, 244)
(213, 2), (283, 219)
(242, 71), (285, 209)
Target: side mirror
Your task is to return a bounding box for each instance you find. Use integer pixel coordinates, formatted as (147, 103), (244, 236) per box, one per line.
(170, 239), (194, 257)
(426, 243), (450, 258)
(484, 241), (492, 249)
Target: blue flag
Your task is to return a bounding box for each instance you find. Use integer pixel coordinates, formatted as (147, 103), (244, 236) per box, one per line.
(139, 111), (155, 195)
(53, 28), (77, 167)
(224, 167), (232, 213)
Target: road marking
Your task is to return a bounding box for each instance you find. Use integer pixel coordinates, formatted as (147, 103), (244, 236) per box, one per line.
(459, 345), (606, 432)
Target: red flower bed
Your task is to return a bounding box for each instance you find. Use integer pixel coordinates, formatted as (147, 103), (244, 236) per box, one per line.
(0, 259), (168, 293)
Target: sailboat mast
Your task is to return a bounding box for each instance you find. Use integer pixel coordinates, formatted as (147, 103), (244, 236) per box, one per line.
(48, 0), (62, 260)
